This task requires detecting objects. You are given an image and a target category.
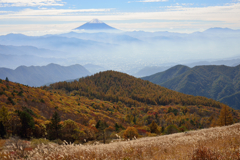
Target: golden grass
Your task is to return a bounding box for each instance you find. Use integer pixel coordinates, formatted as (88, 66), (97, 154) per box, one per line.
(1, 123), (240, 159)
(0, 139), (6, 149)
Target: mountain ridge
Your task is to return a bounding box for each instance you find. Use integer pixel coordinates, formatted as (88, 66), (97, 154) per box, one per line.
(0, 63), (91, 87)
(142, 64), (240, 109)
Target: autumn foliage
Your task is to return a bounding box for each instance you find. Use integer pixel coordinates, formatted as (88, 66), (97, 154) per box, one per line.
(123, 127), (139, 140)
(48, 71), (224, 108)
(218, 105), (233, 126)
(0, 70), (239, 143)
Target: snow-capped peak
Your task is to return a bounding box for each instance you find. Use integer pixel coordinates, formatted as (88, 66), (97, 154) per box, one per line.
(88, 19), (104, 24)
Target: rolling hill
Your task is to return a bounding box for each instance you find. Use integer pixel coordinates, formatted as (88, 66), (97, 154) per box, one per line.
(142, 65), (240, 109)
(0, 63), (91, 87)
(48, 70), (225, 108)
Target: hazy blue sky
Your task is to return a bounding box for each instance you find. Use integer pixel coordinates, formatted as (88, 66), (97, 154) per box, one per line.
(0, 0), (240, 35)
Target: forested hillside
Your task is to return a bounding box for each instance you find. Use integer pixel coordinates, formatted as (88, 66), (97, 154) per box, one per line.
(0, 70), (239, 144)
(48, 70), (224, 108)
(143, 65), (240, 109)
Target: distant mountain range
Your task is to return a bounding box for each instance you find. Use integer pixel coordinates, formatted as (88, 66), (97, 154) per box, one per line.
(135, 59), (240, 77)
(59, 32), (141, 44)
(0, 44), (68, 69)
(0, 63), (91, 87)
(83, 64), (106, 74)
(0, 27), (240, 73)
(142, 65), (240, 109)
(134, 66), (172, 77)
(0, 33), (109, 52)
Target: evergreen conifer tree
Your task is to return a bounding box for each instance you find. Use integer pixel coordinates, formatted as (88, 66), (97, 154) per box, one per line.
(149, 120), (160, 134)
(49, 111), (62, 140)
(0, 106), (9, 138)
(96, 120), (108, 144)
(5, 77), (9, 82)
(16, 110), (35, 138)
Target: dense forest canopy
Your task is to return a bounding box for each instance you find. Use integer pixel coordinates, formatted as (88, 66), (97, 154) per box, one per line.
(48, 70), (224, 108)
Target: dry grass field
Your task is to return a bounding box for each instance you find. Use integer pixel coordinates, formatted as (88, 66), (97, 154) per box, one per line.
(1, 123), (240, 160)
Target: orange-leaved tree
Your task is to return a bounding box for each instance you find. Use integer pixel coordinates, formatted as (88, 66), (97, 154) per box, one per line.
(123, 127), (139, 140)
(218, 105), (233, 126)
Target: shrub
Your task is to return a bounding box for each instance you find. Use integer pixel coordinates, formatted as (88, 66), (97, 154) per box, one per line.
(31, 138), (50, 147)
(61, 119), (80, 142)
(52, 139), (63, 145)
(192, 146), (222, 160)
(118, 129), (126, 138)
(164, 124), (179, 135)
(179, 125), (188, 132)
(123, 127), (139, 140)
(146, 132), (157, 137)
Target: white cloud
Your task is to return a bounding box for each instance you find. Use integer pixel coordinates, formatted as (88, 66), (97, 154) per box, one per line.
(0, 11), (11, 13)
(12, 8), (112, 16)
(128, 0), (167, 3)
(181, 3), (194, 6)
(144, 0), (167, 1)
(0, 3), (240, 34)
(1, 3), (240, 22)
(0, 23), (78, 36)
(0, 0), (64, 7)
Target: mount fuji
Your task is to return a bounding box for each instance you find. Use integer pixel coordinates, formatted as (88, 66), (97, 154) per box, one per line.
(75, 19), (118, 31)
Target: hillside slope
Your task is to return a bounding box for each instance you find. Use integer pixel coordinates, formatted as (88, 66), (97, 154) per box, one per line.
(2, 123), (240, 159)
(143, 65), (240, 109)
(142, 65), (190, 84)
(48, 70), (226, 108)
(219, 92), (240, 109)
(1, 72), (240, 144)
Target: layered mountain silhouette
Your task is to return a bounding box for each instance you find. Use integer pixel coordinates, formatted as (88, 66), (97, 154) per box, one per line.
(75, 19), (117, 31)
(142, 65), (240, 109)
(0, 27), (240, 75)
(135, 58), (240, 78)
(0, 63), (90, 87)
